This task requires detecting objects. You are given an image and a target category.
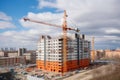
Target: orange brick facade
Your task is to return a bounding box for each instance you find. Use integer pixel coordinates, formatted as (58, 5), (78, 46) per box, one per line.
(36, 59), (90, 72)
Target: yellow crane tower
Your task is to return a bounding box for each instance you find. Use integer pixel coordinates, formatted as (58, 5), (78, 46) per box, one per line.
(91, 37), (95, 62)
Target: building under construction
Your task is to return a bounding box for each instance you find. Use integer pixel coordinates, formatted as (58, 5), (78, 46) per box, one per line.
(24, 10), (90, 73)
(36, 34), (90, 73)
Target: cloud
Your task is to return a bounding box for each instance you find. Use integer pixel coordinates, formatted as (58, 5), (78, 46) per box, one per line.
(0, 21), (16, 29)
(0, 11), (63, 49)
(38, 0), (56, 9)
(20, 12), (64, 36)
(37, 0), (120, 31)
(20, 12), (63, 27)
(0, 12), (16, 29)
(0, 29), (41, 49)
(0, 12), (12, 21)
(105, 28), (120, 34)
(1, 0), (120, 49)
(37, 0), (120, 49)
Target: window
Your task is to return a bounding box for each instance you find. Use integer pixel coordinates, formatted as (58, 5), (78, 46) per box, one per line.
(59, 70), (61, 72)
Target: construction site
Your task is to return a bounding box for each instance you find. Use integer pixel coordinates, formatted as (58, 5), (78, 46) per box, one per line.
(24, 10), (90, 73)
(0, 10), (120, 80)
(23, 10), (120, 80)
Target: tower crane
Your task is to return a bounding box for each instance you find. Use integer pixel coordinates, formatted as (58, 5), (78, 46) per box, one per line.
(92, 37), (95, 62)
(23, 10), (79, 73)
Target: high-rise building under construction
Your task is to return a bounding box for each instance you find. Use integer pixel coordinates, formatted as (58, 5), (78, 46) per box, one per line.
(36, 33), (90, 73)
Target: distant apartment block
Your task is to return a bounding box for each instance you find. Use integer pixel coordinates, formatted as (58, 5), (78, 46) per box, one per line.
(91, 49), (120, 60)
(0, 51), (5, 57)
(18, 48), (27, 56)
(0, 56), (26, 67)
(0, 48), (27, 57)
(0, 51), (18, 57)
(0, 48), (36, 65)
(105, 49), (120, 58)
(23, 51), (36, 64)
(36, 34), (90, 73)
(91, 50), (105, 60)
(8, 51), (18, 57)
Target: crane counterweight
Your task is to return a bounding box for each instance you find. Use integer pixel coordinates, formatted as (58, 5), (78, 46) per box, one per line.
(23, 18), (30, 21)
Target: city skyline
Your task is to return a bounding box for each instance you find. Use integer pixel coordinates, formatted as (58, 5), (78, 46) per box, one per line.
(0, 0), (120, 49)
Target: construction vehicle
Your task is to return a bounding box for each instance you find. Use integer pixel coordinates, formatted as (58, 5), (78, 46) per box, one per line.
(23, 10), (79, 74)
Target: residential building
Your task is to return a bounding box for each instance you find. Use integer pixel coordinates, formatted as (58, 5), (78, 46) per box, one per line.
(8, 51), (18, 57)
(105, 49), (120, 58)
(18, 48), (27, 56)
(0, 56), (26, 67)
(36, 34), (90, 73)
(0, 51), (5, 57)
(91, 50), (105, 60)
(23, 51), (36, 64)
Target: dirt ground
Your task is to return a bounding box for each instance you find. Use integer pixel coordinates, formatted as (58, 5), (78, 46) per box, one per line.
(63, 64), (118, 80)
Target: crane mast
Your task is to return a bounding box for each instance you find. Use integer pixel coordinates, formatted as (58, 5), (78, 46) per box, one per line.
(62, 10), (67, 72)
(92, 37), (95, 62)
(23, 10), (79, 74)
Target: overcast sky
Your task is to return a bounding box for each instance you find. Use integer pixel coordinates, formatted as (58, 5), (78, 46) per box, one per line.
(0, 0), (120, 50)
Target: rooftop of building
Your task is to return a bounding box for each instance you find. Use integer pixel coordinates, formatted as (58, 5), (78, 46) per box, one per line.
(0, 56), (25, 59)
(38, 33), (90, 42)
(0, 50), (17, 52)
